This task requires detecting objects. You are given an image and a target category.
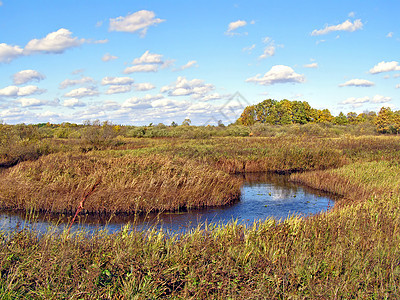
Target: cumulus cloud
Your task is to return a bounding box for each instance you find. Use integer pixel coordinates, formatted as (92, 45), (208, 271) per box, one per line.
(369, 61), (400, 74)
(226, 20), (247, 35)
(101, 76), (134, 85)
(123, 50), (166, 73)
(135, 82), (156, 91)
(371, 95), (391, 103)
(0, 85), (45, 97)
(105, 85), (133, 95)
(102, 53), (118, 62)
(339, 79), (375, 87)
(109, 10), (165, 37)
(311, 19), (363, 36)
(304, 62), (318, 68)
(63, 98), (86, 108)
(64, 87), (99, 98)
(123, 64), (159, 73)
(161, 76), (215, 98)
(387, 32), (394, 38)
(246, 65), (305, 86)
(258, 38), (282, 60)
(341, 96), (370, 105)
(341, 95), (391, 107)
(13, 70), (45, 85)
(59, 76), (95, 89)
(122, 94), (163, 109)
(24, 28), (85, 54)
(0, 43), (23, 63)
(16, 97), (49, 107)
(175, 60), (197, 71)
(132, 50), (163, 64)
(259, 45), (275, 59)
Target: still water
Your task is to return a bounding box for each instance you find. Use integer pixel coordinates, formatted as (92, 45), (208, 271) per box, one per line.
(0, 173), (336, 235)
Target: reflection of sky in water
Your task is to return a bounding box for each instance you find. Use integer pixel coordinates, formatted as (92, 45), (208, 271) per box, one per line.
(0, 173), (337, 235)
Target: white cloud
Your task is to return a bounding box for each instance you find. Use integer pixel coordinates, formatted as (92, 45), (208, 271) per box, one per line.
(369, 61), (400, 74)
(258, 38), (282, 60)
(259, 45), (275, 59)
(262, 36), (271, 43)
(63, 98), (86, 108)
(387, 32), (394, 38)
(109, 10), (165, 37)
(341, 96), (370, 105)
(304, 62), (318, 68)
(59, 76), (94, 89)
(13, 70), (45, 85)
(311, 19), (363, 36)
(198, 93), (224, 102)
(24, 28), (85, 54)
(105, 85), (133, 95)
(0, 85), (45, 97)
(102, 53), (118, 62)
(123, 51), (167, 73)
(0, 43), (23, 63)
(123, 64), (159, 73)
(177, 60), (197, 70)
(90, 39), (108, 44)
(132, 50), (163, 64)
(348, 12), (355, 18)
(396, 84), (400, 89)
(16, 97), (48, 107)
(226, 20), (247, 35)
(242, 44), (256, 53)
(122, 94), (163, 109)
(64, 87), (98, 98)
(245, 65), (305, 86)
(161, 76), (215, 98)
(135, 82), (156, 91)
(371, 95), (391, 103)
(341, 95), (391, 106)
(101, 76), (134, 85)
(339, 79), (375, 87)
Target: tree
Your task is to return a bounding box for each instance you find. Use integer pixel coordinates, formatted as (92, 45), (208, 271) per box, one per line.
(334, 112), (348, 125)
(182, 118), (191, 126)
(375, 107), (397, 134)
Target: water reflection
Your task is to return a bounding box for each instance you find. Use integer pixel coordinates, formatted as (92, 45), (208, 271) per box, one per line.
(0, 173), (337, 235)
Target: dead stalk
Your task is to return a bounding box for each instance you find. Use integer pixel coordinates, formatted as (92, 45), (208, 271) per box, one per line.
(67, 177), (102, 235)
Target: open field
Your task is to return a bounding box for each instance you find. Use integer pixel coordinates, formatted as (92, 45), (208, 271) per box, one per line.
(0, 125), (400, 298)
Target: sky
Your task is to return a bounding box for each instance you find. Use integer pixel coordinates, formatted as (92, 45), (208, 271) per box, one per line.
(0, 0), (399, 125)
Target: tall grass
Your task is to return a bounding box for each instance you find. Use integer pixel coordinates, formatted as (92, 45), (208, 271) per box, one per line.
(0, 134), (400, 298)
(0, 151), (241, 214)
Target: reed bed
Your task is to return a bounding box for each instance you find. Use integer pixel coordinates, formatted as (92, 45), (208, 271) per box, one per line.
(0, 152), (241, 214)
(1, 135), (400, 214)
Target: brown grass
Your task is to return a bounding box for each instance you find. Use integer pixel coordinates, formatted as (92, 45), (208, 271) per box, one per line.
(0, 151), (241, 214)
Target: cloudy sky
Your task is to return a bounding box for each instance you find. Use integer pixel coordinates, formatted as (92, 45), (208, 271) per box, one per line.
(0, 1), (399, 125)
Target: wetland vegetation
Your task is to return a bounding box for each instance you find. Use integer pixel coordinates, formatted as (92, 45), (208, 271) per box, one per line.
(0, 104), (400, 298)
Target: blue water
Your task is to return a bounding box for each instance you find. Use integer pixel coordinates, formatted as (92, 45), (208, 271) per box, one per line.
(0, 173), (336, 235)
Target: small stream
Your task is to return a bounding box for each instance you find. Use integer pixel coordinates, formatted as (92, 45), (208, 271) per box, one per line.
(0, 173), (337, 235)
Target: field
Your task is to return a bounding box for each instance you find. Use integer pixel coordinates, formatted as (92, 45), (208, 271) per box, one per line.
(0, 123), (400, 298)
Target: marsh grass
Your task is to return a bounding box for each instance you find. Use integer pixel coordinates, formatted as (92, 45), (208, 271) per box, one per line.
(0, 151), (242, 214)
(1, 134), (400, 298)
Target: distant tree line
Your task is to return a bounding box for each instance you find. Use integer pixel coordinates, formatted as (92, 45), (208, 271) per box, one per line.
(236, 99), (400, 134)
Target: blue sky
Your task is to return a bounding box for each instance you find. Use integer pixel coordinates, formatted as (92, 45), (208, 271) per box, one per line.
(0, 0), (399, 125)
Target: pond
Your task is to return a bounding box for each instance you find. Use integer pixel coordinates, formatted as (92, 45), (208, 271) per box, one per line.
(0, 173), (337, 235)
